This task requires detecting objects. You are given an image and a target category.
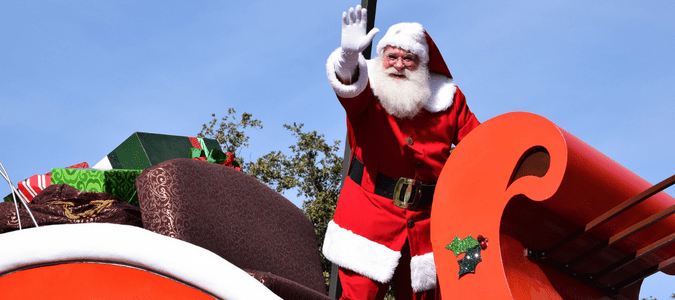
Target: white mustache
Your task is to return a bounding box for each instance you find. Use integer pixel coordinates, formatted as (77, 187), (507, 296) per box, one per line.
(385, 67), (409, 77)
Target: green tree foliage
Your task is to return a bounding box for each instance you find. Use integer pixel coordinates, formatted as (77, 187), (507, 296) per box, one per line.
(641, 293), (675, 300)
(199, 109), (343, 287)
(246, 122), (343, 283)
(197, 108), (263, 168)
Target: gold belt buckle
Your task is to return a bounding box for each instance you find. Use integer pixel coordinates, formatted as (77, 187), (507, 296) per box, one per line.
(393, 178), (422, 209)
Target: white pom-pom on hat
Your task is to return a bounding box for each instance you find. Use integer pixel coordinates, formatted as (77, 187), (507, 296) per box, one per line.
(376, 22), (429, 64)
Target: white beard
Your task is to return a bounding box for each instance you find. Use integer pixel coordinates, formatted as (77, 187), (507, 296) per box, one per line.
(370, 56), (432, 119)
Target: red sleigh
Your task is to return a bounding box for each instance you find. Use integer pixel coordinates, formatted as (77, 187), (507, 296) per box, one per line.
(431, 112), (675, 299)
(2, 112), (673, 299)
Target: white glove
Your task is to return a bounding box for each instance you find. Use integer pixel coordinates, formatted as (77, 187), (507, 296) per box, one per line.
(335, 5), (379, 81)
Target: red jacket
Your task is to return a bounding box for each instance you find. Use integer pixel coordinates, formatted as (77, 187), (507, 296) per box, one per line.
(323, 49), (480, 292)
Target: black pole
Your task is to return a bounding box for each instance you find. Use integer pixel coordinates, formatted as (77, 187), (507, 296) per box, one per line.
(329, 1), (378, 298)
(361, 0), (378, 60)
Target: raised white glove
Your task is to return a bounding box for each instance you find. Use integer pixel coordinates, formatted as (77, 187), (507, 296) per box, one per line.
(335, 5), (379, 81)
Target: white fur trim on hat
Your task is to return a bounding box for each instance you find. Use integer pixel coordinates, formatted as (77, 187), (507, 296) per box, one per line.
(376, 22), (429, 64)
(424, 73), (456, 113)
(323, 220), (401, 283)
(410, 251), (437, 292)
(326, 48), (369, 98)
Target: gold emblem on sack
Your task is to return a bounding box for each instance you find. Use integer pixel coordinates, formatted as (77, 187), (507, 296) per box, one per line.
(49, 200), (116, 220)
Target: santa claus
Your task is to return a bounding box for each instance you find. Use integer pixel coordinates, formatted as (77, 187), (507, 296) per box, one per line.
(323, 5), (480, 300)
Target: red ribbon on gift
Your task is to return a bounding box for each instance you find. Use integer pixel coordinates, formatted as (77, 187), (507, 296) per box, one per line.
(189, 137), (241, 171)
(223, 151), (241, 171)
(189, 137), (202, 149)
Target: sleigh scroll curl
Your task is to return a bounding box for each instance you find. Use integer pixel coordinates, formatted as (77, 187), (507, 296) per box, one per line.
(431, 112), (675, 299)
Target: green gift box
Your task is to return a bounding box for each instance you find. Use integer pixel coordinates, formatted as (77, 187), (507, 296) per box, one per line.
(92, 132), (221, 170)
(51, 168), (143, 206)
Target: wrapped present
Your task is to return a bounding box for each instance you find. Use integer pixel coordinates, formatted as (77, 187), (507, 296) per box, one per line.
(3, 162), (89, 203)
(190, 147), (242, 171)
(92, 132), (221, 170)
(51, 168), (143, 207)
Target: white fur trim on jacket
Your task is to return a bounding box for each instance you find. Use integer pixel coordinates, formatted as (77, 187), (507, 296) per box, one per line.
(424, 73), (456, 113)
(410, 252), (437, 292)
(365, 59), (456, 113)
(326, 48), (369, 99)
(323, 220), (401, 283)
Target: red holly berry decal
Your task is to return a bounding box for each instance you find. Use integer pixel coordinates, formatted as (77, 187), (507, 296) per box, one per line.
(477, 235), (488, 250)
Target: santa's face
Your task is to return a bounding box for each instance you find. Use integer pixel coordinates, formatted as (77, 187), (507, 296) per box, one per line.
(382, 46), (420, 79)
(371, 46), (431, 119)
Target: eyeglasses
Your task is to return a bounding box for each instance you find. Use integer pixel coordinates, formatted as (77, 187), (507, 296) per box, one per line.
(384, 52), (418, 68)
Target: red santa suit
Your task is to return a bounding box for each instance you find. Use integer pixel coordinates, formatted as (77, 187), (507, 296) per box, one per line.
(323, 22), (480, 294)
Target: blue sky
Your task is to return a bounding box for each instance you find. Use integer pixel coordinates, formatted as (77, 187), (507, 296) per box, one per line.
(1, 0), (674, 297)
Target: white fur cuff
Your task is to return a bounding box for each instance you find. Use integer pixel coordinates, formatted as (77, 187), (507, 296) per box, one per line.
(410, 252), (437, 292)
(326, 48), (369, 99)
(322, 220), (401, 283)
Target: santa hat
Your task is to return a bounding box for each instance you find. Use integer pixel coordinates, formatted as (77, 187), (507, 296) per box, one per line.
(376, 22), (453, 79)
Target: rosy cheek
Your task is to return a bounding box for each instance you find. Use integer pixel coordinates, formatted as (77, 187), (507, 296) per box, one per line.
(385, 57), (402, 68)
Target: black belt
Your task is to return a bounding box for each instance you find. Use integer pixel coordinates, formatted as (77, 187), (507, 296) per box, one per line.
(348, 156), (435, 210)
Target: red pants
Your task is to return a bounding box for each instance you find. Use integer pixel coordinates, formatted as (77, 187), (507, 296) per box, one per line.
(338, 241), (436, 300)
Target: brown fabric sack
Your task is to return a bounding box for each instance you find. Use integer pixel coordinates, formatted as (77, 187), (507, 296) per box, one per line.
(136, 158), (327, 295)
(0, 184), (142, 233)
